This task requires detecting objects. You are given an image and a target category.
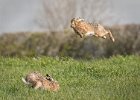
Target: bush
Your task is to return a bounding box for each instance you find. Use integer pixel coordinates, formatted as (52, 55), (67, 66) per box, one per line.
(0, 24), (140, 58)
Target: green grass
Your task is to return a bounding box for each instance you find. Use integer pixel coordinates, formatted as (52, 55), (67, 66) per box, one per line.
(0, 55), (140, 100)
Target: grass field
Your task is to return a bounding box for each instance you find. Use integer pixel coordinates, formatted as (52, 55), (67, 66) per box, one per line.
(0, 55), (140, 100)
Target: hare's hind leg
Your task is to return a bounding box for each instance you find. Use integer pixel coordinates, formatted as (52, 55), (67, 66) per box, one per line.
(108, 31), (115, 42)
(32, 82), (42, 89)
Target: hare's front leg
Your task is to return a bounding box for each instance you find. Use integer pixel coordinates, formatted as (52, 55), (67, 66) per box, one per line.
(102, 36), (106, 39)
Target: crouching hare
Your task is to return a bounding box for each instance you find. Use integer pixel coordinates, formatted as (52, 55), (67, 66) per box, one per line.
(22, 72), (60, 91)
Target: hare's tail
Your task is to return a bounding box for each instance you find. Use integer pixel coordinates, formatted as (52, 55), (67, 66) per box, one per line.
(22, 77), (30, 85)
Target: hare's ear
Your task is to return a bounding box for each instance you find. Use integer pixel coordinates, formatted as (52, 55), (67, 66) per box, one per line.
(46, 74), (54, 81)
(46, 74), (51, 79)
(46, 74), (50, 77)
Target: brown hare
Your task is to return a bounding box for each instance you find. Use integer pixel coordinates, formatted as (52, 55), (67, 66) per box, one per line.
(22, 72), (59, 91)
(71, 17), (115, 42)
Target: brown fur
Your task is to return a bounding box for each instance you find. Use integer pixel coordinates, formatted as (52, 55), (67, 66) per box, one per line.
(22, 72), (59, 91)
(71, 18), (115, 42)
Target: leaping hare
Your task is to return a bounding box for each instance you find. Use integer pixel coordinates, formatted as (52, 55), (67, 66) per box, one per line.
(71, 17), (115, 42)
